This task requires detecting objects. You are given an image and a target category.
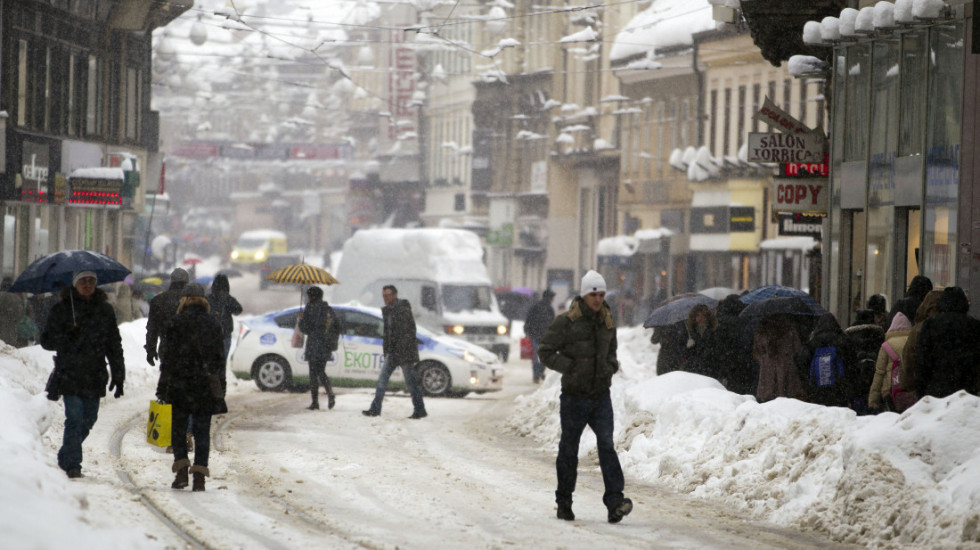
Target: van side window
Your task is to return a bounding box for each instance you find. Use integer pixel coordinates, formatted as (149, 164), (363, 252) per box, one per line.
(421, 286), (438, 311)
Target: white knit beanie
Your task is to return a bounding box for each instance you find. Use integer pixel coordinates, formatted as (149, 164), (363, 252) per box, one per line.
(580, 270), (607, 294)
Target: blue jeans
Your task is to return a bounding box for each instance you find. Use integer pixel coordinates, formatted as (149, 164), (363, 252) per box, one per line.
(531, 338), (544, 381)
(369, 356), (426, 414)
(171, 408), (212, 467)
(58, 395), (100, 472)
(555, 392), (625, 509)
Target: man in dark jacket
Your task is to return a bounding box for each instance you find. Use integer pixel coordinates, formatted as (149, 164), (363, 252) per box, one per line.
(299, 286), (341, 410)
(801, 313), (857, 408)
(538, 270), (632, 524)
(40, 270), (125, 479)
(206, 273), (243, 362)
(915, 286), (980, 398)
(524, 289), (556, 383)
(712, 295), (753, 394)
(159, 283), (226, 492)
(363, 285), (426, 419)
(145, 267), (190, 366)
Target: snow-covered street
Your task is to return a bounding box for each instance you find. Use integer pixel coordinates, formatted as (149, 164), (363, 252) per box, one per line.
(2, 319), (979, 549)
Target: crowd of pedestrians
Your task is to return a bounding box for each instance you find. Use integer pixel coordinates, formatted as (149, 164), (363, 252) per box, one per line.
(639, 276), (980, 413)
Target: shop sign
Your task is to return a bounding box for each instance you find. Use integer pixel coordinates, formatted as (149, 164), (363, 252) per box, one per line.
(777, 213), (823, 238)
(771, 177), (828, 214)
(752, 96), (819, 137)
(20, 141), (51, 202)
(748, 133), (825, 163)
(69, 176), (122, 207)
(730, 206), (755, 232)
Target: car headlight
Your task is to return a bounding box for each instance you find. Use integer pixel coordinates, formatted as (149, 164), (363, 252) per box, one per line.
(496, 324), (508, 335)
(230, 250), (239, 260)
(469, 370), (479, 385)
(255, 250), (266, 261)
(446, 325), (464, 335)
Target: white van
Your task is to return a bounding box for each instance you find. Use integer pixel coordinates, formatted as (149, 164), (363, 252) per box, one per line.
(331, 228), (511, 360)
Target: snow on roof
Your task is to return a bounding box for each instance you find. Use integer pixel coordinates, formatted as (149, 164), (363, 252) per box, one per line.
(610, 0), (715, 63)
(69, 167), (124, 180)
(238, 229), (286, 240)
(337, 228), (491, 284)
(759, 236), (819, 251)
(597, 235), (639, 257)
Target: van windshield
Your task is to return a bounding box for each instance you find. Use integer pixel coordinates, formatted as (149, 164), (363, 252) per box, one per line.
(236, 238), (267, 249)
(442, 285), (493, 312)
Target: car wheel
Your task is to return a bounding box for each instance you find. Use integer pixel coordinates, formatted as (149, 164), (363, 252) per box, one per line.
(252, 354), (291, 391)
(418, 361), (451, 397)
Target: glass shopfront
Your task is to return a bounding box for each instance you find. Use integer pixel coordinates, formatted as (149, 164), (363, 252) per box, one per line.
(829, 22), (963, 320)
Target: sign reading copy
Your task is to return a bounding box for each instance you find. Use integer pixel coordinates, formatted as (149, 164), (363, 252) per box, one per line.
(771, 177), (828, 214)
(748, 133), (825, 163)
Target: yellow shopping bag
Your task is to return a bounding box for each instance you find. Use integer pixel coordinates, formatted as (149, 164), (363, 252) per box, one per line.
(146, 400), (172, 447)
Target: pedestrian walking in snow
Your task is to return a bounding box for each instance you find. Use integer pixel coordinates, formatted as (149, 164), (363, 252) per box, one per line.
(914, 286), (980, 399)
(753, 314), (807, 403)
(524, 288), (556, 383)
(159, 283), (226, 492)
(299, 286), (341, 410)
(206, 273), (243, 361)
(799, 313), (857, 408)
(40, 271), (125, 479)
(867, 312), (912, 412)
(652, 320), (686, 375)
(898, 289), (942, 408)
(844, 311), (885, 414)
(362, 285), (427, 419)
(711, 295), (753, 394)
(537, 270), (633, 524)
(681, 303), (717, 378)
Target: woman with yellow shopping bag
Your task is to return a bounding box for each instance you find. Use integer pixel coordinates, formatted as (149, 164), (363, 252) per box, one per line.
(157, 283), (226, 492)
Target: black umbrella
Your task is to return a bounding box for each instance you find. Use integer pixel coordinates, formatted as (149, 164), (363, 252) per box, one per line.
(738, 296), (821, 319)
(643, 293), (718, 328)
(9, 250), (131, 294)
(738, 285), (826, 316)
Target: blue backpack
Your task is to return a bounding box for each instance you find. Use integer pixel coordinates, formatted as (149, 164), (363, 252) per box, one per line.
(809, 346), (845, 388)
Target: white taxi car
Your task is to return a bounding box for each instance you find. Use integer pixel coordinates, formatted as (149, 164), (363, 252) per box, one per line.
(230, 305), (504, 397)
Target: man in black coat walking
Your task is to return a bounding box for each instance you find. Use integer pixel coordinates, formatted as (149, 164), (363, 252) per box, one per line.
(299, 286), (341, 410)
(538, 270), (632, 524)
(159, 283), (226, 492)
(40, 270), (125, 479)
(915, 286), (980, 398)
(524, 289), (556, 383)
(206, 273), (243, 362)
(145, 267), (190, 366)
(363, 285), (426, 419)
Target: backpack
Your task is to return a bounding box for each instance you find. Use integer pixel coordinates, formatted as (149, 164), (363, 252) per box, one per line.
(882, 341), (917, 412)
(809, 346), (845, 388)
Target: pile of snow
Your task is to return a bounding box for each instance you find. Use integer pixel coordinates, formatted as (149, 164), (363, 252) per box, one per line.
(507, 326), (980, 548)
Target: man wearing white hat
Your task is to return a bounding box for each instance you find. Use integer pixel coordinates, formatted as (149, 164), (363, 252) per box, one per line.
(537, 269), (632, 524)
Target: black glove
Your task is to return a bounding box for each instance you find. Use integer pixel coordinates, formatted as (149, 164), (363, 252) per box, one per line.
(146, 349), (157, 366)
(109, 379), (124, 399)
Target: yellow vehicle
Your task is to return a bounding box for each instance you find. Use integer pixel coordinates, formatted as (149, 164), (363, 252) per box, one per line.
(230, 230), (287, 266)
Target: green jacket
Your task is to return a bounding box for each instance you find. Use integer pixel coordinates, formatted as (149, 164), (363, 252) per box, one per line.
(538, 297), (619, 397)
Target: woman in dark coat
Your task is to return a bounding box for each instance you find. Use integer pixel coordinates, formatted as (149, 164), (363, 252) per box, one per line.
(206, 273), (243, 361)
(800, 313), (857, 408)
(652, 320), (686, 376)
(754, 314), (807, 403)
(40, 271), (125, 478)
(159, 283), (226, 492)
(682, 304), (718, 379)
(915, 287), (980, 398)
(712, 295), (754, 394)
(299, 286), (341, 410)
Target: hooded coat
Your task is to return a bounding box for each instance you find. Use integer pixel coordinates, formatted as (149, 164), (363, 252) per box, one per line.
(206, 274), (243, 339)
(914, 287), (980, 398)
(900, 289), (942, 391)
(712, 295), (754, 394)
(868, 312), (912, 410)
(158, 296), (226, 414)
(682, 304), (718, 378)
(754, 314), (806, 403)
(801, 313), (857, 407)
(145, 279), (189, 361)
(299, 298), (342, 356)
(382, 298), (419, 367)
(524, 294), (556, 340)
(40, 287), (124, 399)
(538, 297), (619, 398)
(652, 320), (686, 376)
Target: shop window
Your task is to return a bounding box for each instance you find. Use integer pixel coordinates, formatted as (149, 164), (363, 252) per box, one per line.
(898, 32), (927, 156)
(843, 44), (871, 162)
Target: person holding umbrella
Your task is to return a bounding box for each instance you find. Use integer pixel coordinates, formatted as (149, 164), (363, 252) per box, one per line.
(298, 286), (341, 410)
(40, 270), (126, 479)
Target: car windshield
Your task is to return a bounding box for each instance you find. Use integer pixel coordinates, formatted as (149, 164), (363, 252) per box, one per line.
(236, 238), (266, 249)
(442, 285), (493, 313)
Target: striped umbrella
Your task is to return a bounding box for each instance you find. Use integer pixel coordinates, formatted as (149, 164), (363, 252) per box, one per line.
(264, 264), (339, 285)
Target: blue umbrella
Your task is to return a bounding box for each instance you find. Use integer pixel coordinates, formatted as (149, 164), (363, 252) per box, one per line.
(9, 250), (131, 294)
(643, 293), (718, 327)
(738, 285), (826, 316)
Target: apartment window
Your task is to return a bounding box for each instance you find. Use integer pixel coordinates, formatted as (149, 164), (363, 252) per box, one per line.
(768, 80), (776, 105)
(723, 88), (731, 156)
(454, 193), (465, 211)
(783, 79), (792, 112)
(799, 78), (808, 124)
(709, 89), (718, 153)
(17, 40), (28, 125)
(737, 85), (746, 150)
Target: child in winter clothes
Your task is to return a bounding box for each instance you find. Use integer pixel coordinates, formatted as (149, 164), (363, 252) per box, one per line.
(867, 312), (912, 412)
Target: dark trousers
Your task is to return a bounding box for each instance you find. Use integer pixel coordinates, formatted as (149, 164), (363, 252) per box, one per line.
(58, 395), (100, 472)
(555, 392), (624, 509)
(369, 356), (426, 414)
(308, 350), (334, 401)
(171, 407), (212, 467)
(531, 338), (544, 381)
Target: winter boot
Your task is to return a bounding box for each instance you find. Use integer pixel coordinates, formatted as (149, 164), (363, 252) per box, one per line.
(556, 503), (574, 521)
(190, 465), (209, 492)
(327, 393), (336, 410)
(171, 458), (191, 489)
(607, 497), (633, 524)
(307, 385), (319, 410)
